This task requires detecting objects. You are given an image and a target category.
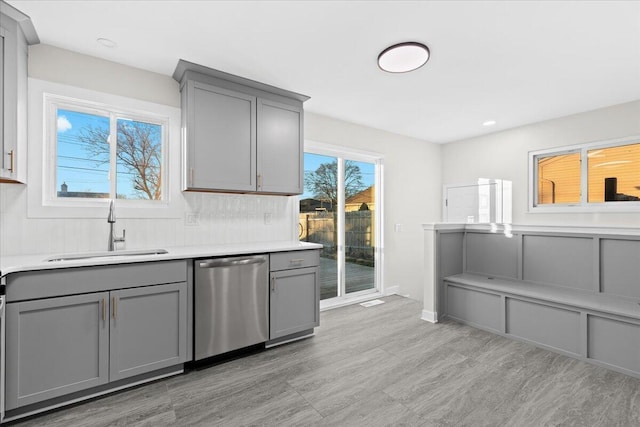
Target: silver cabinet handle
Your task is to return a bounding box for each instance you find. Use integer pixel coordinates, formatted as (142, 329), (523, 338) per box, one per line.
(112, 296), (117, 320)
(102, 298), (106, 322)
(199, 257), (266, 268)
(290, 258), (304, 263)
(271, 275), (276, 291)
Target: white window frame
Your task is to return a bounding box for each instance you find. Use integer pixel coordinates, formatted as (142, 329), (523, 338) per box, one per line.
(303, 140), (385, 308)
(529, 135), (640, 213)
(28, 78), (182, 219)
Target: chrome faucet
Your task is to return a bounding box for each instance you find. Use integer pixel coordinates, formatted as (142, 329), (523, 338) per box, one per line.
(107, 200), (126, 251)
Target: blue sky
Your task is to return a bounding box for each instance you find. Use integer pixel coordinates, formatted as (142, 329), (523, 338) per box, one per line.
(302, 153), (376, 200)
(56, 109), (111, 195)
(56, 109), (159, 199)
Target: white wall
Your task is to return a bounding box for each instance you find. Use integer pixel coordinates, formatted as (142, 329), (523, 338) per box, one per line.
(441, 100), (640, 227)
(305, 113), (442, 301)
(0, 45), (296, 257)
(0, 44), (443, 305)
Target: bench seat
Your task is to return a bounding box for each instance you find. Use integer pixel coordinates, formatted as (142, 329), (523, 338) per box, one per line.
(443, 273), (640, 379)
(445, 273), (640, 321)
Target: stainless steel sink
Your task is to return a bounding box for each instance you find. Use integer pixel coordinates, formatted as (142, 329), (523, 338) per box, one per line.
(46, 249), (168, 262)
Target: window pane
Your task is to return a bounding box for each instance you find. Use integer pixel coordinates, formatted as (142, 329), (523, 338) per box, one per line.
(116, 119), (162, 200)
(56, 109), (110, 198)
(588, 143), (640, 202)
(345, 160), (375, 294)
(537, 152), (581, 204)
(299, 153), (338, 300)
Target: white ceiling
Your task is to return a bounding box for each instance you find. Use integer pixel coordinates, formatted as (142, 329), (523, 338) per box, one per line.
(7, 0), (640, 143)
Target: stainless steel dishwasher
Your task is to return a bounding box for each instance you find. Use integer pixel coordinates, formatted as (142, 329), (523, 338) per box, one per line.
(194, 254), (269, 360)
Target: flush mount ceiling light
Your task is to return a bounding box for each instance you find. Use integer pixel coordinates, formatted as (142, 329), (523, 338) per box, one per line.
(97, 37), (117, 48)
(377, 42), (430, 73)
(482, 120), (497, 127)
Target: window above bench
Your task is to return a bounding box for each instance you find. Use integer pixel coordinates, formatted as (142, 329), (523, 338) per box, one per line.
(529, 135), (640, 212)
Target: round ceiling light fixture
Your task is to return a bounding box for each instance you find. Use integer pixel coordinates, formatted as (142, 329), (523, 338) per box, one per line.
(377, 42), (430, 73)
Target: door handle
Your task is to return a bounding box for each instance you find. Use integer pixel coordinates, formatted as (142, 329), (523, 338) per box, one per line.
(271, 275), (276, 292)
(102, 298), (106, 322)
(112, 296), (117, 320)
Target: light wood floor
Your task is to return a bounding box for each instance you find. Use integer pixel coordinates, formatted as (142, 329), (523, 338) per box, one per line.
(11, 295), (640, 426)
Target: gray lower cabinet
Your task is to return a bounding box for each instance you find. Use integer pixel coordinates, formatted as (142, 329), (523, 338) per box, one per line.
(269, 250), (320, 340)
(6, 282), (187, 410)
(109, 283), (187, 381)
(6, 292), (110, 409)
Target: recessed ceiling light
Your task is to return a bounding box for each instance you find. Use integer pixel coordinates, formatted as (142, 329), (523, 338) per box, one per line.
(97, 37), (117, 48)
(482, 120), (497, 126)
(378, 42), (430, 73)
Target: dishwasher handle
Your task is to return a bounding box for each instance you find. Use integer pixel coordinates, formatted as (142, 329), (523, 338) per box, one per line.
(198, 257), (266, 269)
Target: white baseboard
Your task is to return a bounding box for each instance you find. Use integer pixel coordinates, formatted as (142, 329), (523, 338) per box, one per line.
(421, 309), (438, 323)
(384, 285), (399, 296)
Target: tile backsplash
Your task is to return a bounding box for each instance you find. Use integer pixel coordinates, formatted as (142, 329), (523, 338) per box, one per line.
(0, 184), (297, 257)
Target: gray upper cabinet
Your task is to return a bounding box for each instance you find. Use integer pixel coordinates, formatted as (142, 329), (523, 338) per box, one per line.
(185, 81), (257, 192)
(174, 59), (309, 195)
(0, 2), (38, 183)
(257, 98), (303, 194)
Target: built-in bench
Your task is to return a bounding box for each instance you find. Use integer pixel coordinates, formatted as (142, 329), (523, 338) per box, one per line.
(424, 224), (640, 379)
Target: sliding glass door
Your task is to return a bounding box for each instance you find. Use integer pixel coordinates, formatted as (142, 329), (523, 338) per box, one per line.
(299, 145), (382, 302)
(344, 159), (376, 295)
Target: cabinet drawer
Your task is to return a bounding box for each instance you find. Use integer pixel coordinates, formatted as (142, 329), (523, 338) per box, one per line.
(270, 250), (319, 271)
(7, 260), (188, 301)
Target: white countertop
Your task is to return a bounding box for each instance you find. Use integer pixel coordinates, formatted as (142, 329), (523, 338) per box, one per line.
(0, 241), (322, 277)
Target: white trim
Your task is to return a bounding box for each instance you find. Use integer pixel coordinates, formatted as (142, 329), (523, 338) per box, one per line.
(421, 309), (438, 323)
(305, 139), (383, 162)
(384, 285), (399, 296)
(303, 140), (385, 303)
(528, 134), (640, 213)
(320, 290), (384, 311)
(27, 79), (182, 219)
(422, 222), (640, 237)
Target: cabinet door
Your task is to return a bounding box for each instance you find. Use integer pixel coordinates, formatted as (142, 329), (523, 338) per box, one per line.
(270, 267), (319, 339)
(186, 80), (256, 192)
(6, 293), (110, 410)
(257, 98), (303, 194)
(0, 23), (15, 181)
(0, 27), (5, 177)
(109, 282), (187, 381)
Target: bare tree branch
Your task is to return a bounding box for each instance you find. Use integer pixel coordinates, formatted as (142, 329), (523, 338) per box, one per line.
(304, 160), (364, 206)
(78, 120), (162, 200)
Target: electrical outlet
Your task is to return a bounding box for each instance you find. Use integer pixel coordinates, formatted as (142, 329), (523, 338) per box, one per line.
(394, 224), (403, 232)
(264, 213), (272, 225)
(185, 212), (200, 226)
